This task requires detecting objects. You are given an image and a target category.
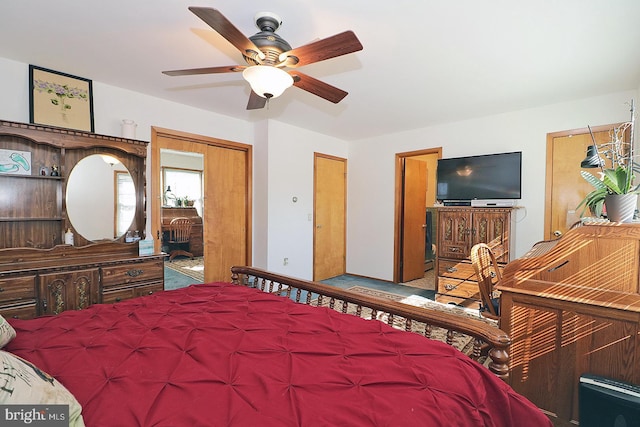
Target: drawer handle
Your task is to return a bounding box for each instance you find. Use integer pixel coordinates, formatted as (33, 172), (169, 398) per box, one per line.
(0, 287), (4, 292)
(126, 269), (144, 277)
(444, 284), (455, 291)
(446, 267), (458, 273)
(115, 297), (122, 302)
(448, 247), (461, 253)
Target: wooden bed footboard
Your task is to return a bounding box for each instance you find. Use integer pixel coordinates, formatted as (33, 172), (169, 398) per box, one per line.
(231, 266), (511, 381)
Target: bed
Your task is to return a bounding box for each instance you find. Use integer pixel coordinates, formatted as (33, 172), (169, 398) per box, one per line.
(2, 266), (552, 426)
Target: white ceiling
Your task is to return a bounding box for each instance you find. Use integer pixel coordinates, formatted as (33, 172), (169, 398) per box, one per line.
(1, 0), (639, 141)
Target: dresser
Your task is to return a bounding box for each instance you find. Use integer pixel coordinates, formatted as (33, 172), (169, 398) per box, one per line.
(435, 207), (516, 308)
(0, 243), (164, 319)
(0, 120), (163, 319)
(498, 223), (640, 426)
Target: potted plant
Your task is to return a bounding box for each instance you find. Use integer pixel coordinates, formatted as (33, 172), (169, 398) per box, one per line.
(577, 104), (639, 222)
(577, 165), (639, 220)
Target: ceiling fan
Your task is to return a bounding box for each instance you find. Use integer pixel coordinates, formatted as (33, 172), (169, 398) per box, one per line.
(162, 7), (363, 110)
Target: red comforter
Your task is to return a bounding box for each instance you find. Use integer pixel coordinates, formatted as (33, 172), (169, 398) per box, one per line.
(7, 283), (551, 426)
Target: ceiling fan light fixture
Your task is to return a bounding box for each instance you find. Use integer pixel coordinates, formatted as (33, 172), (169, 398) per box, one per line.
(242, 65), (293, 99)
(99, 154), (120, 166)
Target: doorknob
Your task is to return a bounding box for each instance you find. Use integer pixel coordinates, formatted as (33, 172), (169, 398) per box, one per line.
(553, 230), (562, 237)
(316, 225), (322, 229)
(421, 224), (427, 229)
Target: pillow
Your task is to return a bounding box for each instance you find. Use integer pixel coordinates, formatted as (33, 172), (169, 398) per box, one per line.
(0, 315), (16, 348)
(0, 350), (84, 426)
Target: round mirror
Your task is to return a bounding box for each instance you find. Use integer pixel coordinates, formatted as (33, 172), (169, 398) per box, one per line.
(66, 154), (135, 241)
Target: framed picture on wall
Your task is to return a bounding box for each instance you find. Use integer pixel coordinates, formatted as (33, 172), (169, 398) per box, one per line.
(29, 65), (95, 132)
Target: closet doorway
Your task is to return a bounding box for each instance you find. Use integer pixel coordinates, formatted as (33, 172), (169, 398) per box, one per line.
(393, 148), (441, 283)
(151, 127), (252, 283)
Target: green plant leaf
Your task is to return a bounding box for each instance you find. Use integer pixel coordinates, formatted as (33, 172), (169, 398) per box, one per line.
(602, 166), (636, 194)
(578, 165), (638, 217)
(576, 186), (607, 217)
(580, 171), (606, 190)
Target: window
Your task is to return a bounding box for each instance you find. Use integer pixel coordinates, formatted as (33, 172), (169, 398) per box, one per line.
(115, 171), (135, 237)
(162, 168), (203, 216)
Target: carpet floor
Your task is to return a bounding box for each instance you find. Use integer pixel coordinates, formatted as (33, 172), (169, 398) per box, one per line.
(164, 266), (200, 290)
(164, 257), (436, 301)
(400, 268), (436, 290)
(164, 256), (205, 283)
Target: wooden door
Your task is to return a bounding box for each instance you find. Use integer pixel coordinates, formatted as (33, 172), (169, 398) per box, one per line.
(313, 154), (346, 281)
(545, 125), (615, 240)
(151, 127), (252, 283)
(393, 148), (441, 283)
(204, 145), (249, 282)
(401, 158), (427, 282)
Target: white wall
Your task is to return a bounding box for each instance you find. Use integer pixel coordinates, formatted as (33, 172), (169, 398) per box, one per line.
(265, 121), (348, 280)
(252, 120), (270, 270)
(346, 91), (639, 281)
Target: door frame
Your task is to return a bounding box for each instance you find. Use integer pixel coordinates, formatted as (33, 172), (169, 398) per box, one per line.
(393, 147), (441, 283)
(150, 126), (253, 271)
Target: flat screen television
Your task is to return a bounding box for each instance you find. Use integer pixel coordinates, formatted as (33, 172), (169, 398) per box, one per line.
(436, 151), (522, 202)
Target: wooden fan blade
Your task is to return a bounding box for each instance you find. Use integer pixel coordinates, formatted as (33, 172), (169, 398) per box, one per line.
(188, 7), (264, 60)
(290, 72), (348, 104)
(247, 91), (267, 110)
(282, 31), (363, 68)
(162, 65), (245, 76)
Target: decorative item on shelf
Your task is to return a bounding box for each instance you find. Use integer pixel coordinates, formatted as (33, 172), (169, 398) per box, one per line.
(64, 228), (74, 245)
(0, 149), (31, 175)
(138, 239), (154, 256)
(577, 99), (639, 223)
(182, 197), (195, 207)
(50, 165), (59, 176)
(121, 119), (137, 139)
(125, 230), (141, 243)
